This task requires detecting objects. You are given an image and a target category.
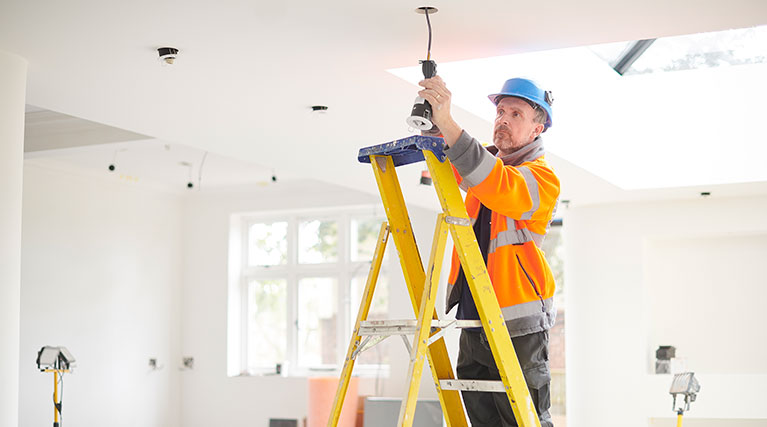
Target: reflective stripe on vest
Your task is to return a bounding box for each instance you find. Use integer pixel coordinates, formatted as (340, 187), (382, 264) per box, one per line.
(517, 165), (540, 220)
(489, 227), (533, 253)
(500, 297), (554, 320)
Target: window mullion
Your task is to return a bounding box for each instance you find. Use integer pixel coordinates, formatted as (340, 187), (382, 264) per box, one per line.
(240, 276), (249, 374)
(338, 213), (350, 369)
(286, 214), (298, 373)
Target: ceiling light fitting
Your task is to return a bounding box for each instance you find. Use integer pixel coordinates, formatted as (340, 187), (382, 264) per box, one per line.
(311, 105), (329, 113)
(157, 47), (179, 65)
(406, 7), (439, 131)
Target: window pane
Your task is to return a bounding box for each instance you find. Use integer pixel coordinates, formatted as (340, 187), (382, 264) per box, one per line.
(297, 277), (338, 366)
(298, 219), (338, 264)
(541, 224), (566, 419)
(350, 274), (391, 365)
(248, 222), (288, 266)
(351, 217), (386, 262)
(541, 225), (564, 296)
(247, 279), (287, 369)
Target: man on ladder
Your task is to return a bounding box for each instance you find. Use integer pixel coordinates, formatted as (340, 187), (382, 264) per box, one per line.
(417, 76), (559, 427)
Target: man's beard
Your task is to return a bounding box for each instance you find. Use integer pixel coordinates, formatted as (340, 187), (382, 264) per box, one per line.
(493, 125), (517, 151)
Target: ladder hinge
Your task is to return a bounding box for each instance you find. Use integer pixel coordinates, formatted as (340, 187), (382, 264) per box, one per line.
(445, 216), (471, 227)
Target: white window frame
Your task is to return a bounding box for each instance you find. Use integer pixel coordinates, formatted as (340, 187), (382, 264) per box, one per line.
(228, 205), (390, 377)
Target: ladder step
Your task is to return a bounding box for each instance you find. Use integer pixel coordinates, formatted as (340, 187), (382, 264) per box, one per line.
(440, 379), (507, 393)
(358, 319), (482, 336)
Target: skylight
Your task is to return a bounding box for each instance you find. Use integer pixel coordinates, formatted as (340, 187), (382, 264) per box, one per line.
(590, 25), (767, 75)
(388, 25), (767, 192)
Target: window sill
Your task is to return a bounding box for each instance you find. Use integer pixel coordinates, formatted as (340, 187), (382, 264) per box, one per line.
(233, 365), (390, 379)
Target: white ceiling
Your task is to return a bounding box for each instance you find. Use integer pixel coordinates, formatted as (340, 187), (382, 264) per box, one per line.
(3, 0), (767, 209)
(24, 109), (150, 152)
(24, 137), (277, 193)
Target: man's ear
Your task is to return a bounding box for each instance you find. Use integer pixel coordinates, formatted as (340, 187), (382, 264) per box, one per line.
(532, 123), (545, 139)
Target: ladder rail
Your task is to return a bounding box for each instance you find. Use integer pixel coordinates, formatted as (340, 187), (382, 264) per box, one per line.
(330, 137), (542, 427)
(397, 214), (450, 426)
(370, 154), (468, 427)
(326, 223), (390, 427)
(424, 150), (542, 427)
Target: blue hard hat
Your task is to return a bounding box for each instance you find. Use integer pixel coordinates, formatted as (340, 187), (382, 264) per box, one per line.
(488, 78), (553, 130)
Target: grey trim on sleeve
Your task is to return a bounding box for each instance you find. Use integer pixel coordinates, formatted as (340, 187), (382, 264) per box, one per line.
(445, 130), (498, 187)
(517, 166), (540, 220)
(444, 130), (474, 159)
(462, 154), (496, 187)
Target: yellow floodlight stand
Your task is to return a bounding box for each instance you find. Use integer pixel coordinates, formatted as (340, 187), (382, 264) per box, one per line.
(37, 345), (75, 427)
(43, 369), (68, 427)
(327, 135), (541, 427)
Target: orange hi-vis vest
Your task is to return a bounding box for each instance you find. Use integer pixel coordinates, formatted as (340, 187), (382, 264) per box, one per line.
(444, 131), (560, 337)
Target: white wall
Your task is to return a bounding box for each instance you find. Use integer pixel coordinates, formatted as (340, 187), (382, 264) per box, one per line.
(564, 195), (767, 427)
(19, 163), (183, 427)
(0, 48), (27, 427)
(646, 233), (767, 374)
(179, 179), (454, 427)
(17, 161), (455, 427)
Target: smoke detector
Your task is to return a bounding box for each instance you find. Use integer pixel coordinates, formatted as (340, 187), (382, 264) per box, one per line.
(157, 47), (179, 65)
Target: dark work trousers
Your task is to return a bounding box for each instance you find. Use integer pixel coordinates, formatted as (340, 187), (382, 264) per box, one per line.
(456, 328), (553, 427)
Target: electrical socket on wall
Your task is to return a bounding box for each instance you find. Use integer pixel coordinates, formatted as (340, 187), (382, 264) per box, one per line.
(182, 357), (194, 370)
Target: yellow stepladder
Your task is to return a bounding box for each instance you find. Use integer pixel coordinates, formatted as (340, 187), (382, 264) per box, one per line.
(327, 135), (541, 427)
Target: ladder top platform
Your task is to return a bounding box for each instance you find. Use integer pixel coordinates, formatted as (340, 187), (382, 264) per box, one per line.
(358, 135), (447, 167)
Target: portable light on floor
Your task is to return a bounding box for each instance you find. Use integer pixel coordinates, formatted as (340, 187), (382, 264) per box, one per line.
(37, 346), (76, 427)
(669, 372), (700, 427)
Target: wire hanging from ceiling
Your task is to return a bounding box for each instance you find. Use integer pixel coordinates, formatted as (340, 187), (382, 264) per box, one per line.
(425, 8), (432, 60)
(197, 151), (208, 190)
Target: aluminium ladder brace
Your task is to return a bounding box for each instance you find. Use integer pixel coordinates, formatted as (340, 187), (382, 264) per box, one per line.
(327, 135), (541, 427)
